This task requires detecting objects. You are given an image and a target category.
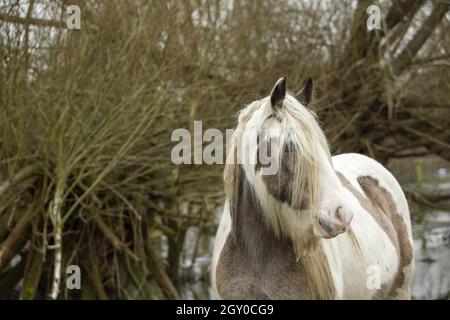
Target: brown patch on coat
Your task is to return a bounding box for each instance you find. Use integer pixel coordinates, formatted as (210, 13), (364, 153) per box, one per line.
(357, 176), (413, 298)
(255, 139), (309, 210)
(336, 172), (413, 299)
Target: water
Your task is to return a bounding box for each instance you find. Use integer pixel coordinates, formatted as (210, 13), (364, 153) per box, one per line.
(411, 211), (450, 299)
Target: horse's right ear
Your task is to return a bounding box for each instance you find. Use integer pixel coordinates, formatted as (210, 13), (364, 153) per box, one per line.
(295, 78), (313, 107)
(270, 77), (286, 108)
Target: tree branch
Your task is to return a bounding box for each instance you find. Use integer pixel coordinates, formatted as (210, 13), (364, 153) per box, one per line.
(94, 214), (140, 262)
(393, 1), (450, 74)
(0, 13), (65, 29)
(385, 0), (426, 30)
(0, 164), (39, 198)
(0, 209), (34, 271)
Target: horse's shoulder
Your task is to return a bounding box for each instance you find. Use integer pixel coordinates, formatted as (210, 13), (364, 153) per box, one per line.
(332, 153), (409, 221)
(332, 154), (414, 298)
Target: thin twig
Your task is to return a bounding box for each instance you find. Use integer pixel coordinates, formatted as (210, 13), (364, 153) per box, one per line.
(0, 164), (39, 198)
(94, 214), (140, 262)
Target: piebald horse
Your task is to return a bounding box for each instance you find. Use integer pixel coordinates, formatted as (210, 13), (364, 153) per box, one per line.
(211, 77), (414, 299)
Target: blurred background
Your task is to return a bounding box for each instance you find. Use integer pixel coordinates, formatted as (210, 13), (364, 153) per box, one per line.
(0, 0), (449, 300)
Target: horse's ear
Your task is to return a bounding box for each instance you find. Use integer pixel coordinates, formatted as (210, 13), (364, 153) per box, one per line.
(296, 77), (313, 107)
(270, 77), (286, 108)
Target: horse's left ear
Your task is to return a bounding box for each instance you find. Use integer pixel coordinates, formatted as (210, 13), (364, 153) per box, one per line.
(270, 77), (286, 108)
(295, 77), (313, 107)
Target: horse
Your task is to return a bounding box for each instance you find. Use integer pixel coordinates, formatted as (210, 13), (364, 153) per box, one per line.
(211, 77), (414, 299)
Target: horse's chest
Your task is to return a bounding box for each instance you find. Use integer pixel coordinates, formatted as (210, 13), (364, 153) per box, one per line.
(215, 237), (311, 299)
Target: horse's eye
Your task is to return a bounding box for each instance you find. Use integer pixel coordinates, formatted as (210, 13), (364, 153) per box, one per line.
(284, 141), (296, 153)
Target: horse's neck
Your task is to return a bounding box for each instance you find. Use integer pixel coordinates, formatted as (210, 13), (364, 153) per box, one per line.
(228, 166), (296, 267)
(228, 169), (308, 286)
(226, 166), (335, 299)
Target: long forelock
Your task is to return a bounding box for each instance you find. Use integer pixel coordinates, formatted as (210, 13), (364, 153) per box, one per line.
(274, 94), (331, 216)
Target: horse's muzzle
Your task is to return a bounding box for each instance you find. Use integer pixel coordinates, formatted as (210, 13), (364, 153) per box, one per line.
(314, 206), (353, 239)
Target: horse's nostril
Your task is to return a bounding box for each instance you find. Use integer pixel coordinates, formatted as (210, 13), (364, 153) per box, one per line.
(335, 206), (343, 221)
(318, 218), (334, 235)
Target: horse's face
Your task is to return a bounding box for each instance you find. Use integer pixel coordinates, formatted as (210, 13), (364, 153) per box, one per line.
(312, 160), (355, 240)
(239, 77), (353, 239)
